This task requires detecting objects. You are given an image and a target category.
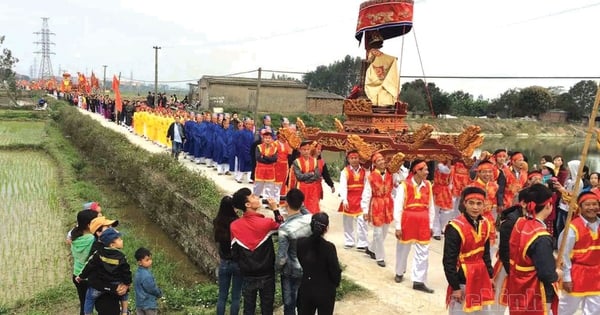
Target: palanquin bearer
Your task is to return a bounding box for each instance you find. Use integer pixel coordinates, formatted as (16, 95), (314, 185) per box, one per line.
(393, 159), (435, 293)
(450, 159), (471, 213)
(443, 187), (494, 314)
(274, 130), (292, 203)
(489, 188), (529, 315)
(338, 150), (369, 250)
(558, 191), (600, 315)
(360, 152), (394, 267)
(292, 140), (321, 213)
(468, 161), (499, 246)
(254, 129), (278, 200)
(507, 183), (560, 315)
(432, 157), (457, 240)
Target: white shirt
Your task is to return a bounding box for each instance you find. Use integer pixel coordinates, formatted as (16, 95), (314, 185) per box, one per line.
(360, 169), (387, 214)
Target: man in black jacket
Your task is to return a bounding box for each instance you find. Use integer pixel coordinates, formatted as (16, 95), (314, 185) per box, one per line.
(231, 188), (282, 315)
(167, 116), (186, 160)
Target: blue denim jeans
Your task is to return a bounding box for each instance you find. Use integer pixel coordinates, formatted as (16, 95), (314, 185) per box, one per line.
(217, 259), (243, 315)
(172, 141), (183, 154)
(281, 275), (301, 315)
(84, 285), (128, 314)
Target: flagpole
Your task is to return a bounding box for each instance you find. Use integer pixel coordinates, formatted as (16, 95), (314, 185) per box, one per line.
(556, 83), (600, 268)
(114, 72), (121, 124)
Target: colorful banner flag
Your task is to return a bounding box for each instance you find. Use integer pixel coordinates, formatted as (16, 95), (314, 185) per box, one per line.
(112, 75), (122, 112)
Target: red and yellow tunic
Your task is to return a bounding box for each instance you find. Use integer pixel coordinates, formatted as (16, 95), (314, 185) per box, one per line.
(451, 162), (470, 198)
(507, 218), (558, 315)
(503, 166), (528, 208)
(274, 141), (291, 185)
(294, 156), (320, 214)
(255, 142), (277, 181)
(567, 216), (600, 296)
(400, 179), (433, 243)
(445, 215), (494, 312)
(338, 166), (366, 216)
(433, 165), (453, 210)
(367, 169), (394, 227)
(469, 178), (499, 244)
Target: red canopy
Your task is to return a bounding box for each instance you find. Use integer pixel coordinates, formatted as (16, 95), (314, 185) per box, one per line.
(355, 0), (414, 44)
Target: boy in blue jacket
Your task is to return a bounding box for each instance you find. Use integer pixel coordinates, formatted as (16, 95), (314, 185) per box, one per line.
(134, 247), (163, 315)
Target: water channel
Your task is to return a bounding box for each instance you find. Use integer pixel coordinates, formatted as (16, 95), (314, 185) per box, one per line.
(88, 169), (209, 284)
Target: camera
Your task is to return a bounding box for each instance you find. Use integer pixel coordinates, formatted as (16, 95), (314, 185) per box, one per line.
(261, 196), (286, 205)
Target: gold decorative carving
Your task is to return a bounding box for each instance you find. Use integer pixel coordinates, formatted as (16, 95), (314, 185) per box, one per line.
(296, 117), (321, 138)
(344, 99), (372, 114)
(456, 125), (484, 160)
(278, 127), (302, 149)
(387, 152), (406, 173)
(334, 118), (344, 132)
(408, 124), (434, 151)
(347, 134), (377, 161)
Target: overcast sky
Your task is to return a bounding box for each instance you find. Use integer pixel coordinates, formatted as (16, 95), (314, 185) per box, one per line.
(2, 0), (599, 99)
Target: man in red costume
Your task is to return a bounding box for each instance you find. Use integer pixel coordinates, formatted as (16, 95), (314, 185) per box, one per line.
(338, 150), (368, 250)
(443, 186), (494, 314)
(361, 153), (394, 267)
(273, 131), (292, 202)
(502, 151), (528, 208)
(507, 183), (561, 315)
(432, 158), (457, 240)
(469, 161), (499, 246)
(451, 159), (471, 213)
(393, 159), (435, 293)
(292, 141), (321, 213)
(558, 191), (600, 315)
(254, 130), (278, 200)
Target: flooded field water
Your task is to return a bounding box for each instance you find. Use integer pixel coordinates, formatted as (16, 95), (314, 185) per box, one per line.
(0, 150), (66, 304)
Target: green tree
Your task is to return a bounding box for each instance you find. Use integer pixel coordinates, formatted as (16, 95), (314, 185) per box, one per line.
(302, 55), (361, 96)
(554, 92), (577, 120)
(488, 89), (520, 118)
(400, 79), (449, 116)
(569, 80), (598, 118)
(517, 86), (553, 117)
(399, 85), (427, 113)
(0, 35), (19, 95)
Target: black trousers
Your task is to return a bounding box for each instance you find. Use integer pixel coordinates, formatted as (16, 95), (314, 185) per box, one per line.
(242, 274), (275, 315)
(297, 290), (335, 315)
(72, 275), (88, 315)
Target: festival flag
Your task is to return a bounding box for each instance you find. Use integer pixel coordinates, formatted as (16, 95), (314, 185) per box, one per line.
(112, 75), (123, 112)
(90, 72), (99, 90)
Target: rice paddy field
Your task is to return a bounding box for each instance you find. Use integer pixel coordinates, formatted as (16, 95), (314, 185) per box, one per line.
(0, 122), (67, 306)
(0, 121), (47, 146)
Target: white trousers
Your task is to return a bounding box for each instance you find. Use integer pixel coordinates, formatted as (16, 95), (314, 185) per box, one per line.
(489, 267), (507, 315)
(254, 182), (277, 199)
(343, 215), (369, 248)
(395, 242), (429, 283)
(560, 294), (600, 315)
(369, 224), (389, 261)
(235, 171), (251, 183)
(216, 163), (230, 174)
(449, 284), (493, 314)
(433, 207), (459, 236)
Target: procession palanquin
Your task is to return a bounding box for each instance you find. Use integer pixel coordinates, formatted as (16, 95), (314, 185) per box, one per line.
(296, 0), (484, 167)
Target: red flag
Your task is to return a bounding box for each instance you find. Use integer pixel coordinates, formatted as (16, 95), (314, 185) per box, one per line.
(112, 75), (122, 112)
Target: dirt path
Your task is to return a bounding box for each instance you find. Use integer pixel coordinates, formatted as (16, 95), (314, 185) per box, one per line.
(78, 109), (450, 314)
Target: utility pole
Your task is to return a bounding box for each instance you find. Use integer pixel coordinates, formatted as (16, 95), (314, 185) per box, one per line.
(153, 46), (161, 99)
(102, 65), (107, 92)
(254, 67), (262, 124)
(33, 17), (55, 80)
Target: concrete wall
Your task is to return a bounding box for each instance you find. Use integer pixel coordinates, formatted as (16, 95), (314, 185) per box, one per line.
(307, 98), (344, 115)
(200, 82), (307, 113)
